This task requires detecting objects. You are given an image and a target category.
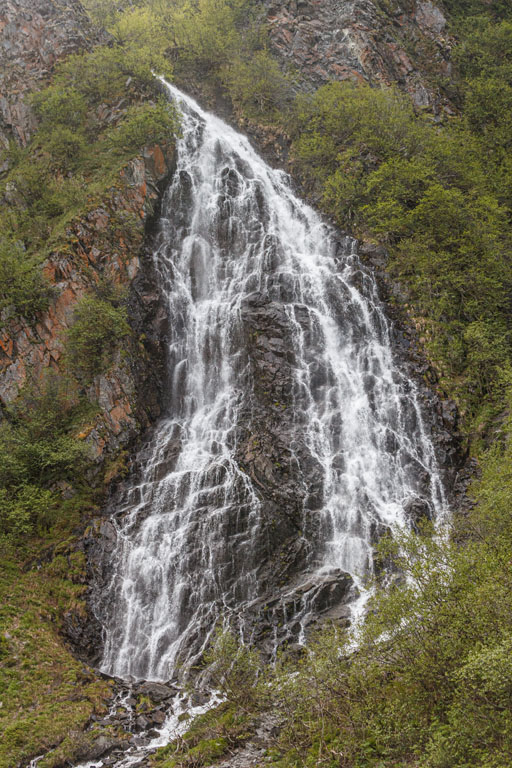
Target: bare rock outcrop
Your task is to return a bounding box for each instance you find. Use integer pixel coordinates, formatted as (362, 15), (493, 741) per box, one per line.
(265, 0), (454, 109)
(0, 0), (103, 149)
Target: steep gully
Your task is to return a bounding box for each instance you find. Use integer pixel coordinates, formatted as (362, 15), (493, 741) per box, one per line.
(73, 81), (449, 766)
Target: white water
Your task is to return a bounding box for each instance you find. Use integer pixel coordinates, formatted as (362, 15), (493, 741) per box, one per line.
(99, 81), (445, 682)
(73, 691), (223, 768)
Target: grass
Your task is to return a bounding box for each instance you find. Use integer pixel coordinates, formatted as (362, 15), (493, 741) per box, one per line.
(0, 537), (113, 768)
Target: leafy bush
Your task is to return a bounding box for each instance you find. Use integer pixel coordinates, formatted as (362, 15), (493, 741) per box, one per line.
(65, 291), (131, 383)
(30, 86), (87, 130)
(166, 0), (251, 73)
(0, 486), (57, 540)
(203, 627), (262, 710)
(0, 374), (92, 541)
(107, 98), (179, 155)
(0, 239), (51, 323)
(224, 50), (295, 118)
(442, 0), (512, 22)
(42, 126), (88, 172)
(54, 44), (172, 106)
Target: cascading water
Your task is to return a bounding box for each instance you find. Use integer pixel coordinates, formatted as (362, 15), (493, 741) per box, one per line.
(98, 81), (445, 683)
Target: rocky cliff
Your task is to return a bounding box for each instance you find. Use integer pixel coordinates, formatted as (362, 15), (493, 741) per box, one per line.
(0, 0), (177, 474)
(265, 0), (453, 109)
(0, 0), (102, 151)
(0, 2), (468, 766)
(0, 145), (174, 466)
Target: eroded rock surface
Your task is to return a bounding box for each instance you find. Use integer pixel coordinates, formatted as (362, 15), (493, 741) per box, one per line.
(0, 144), (175, 466)
(265, 0), (453, 109)
(0, 0), (102, 150)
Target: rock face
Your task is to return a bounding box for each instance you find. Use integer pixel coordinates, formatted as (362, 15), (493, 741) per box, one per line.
(0, 144), (175, 465)
(0, 0), (102, 150)
(0, 0), (174, 469)
(265, 0), (453, 108)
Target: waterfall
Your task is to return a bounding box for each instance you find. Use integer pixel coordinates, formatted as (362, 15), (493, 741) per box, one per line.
(99, 82), (445, 682)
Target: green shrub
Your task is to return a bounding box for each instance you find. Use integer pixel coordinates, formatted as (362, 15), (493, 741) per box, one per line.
(203, 627), (262, 710)
(167, 0), (251, 73)
(426, 636), (512, 767)
(443, 1), (512, 24)
(0, 374), (93, 542)
(54, 44), (171, 106)
(0, 486), (57, 540)
(0, 239), (51, 323)
(30, 86), (88, 130)
(289, 80), (512, 421)
(224, 50), (295, 118)
(42, 126), (88, 172)
(107, 98), (179, 155)
(65, 291), (131, 382)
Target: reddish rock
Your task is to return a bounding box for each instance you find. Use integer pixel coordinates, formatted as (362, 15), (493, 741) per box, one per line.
(0, 142), (174, 467)
(264, 0), (453, 110)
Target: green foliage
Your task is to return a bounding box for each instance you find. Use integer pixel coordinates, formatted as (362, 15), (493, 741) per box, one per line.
(203, 627), (262, 710)
(0, 549), (113, 768)
(0, 373), (93, 542)
(224, 49), (295, 118)
(0, 486), (56, 540)
(65, 289), (131, 383)
(107, 98), (179, 155)
(426, 637), (512, 767)
(53, 44), (171, 106)
(0, 29), (179, 249)
(0, 239), (51, 323)
(442, 0), (512, 23)
(110, 6), (169, 49)
(83, 0), (290, 125)
(43, 126), (89, 172)
(165, 0), (251, 73)
(30, 86), (88, 130)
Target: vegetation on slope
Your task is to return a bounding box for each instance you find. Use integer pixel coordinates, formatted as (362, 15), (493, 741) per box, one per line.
(288, 77), (512, 434)
(287, 8), (512, 441)
(83, 0), (295, 119)
(0, 30), (179, 543)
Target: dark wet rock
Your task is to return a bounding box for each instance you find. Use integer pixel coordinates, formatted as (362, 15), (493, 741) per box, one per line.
(137, 681), (177, 703)
(72, 733), (127, 765)
(151, 710), (167, 725)
(404, 496), (433, 532)
(135, 714), (150, 731)
(243, 569), (356, 654)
